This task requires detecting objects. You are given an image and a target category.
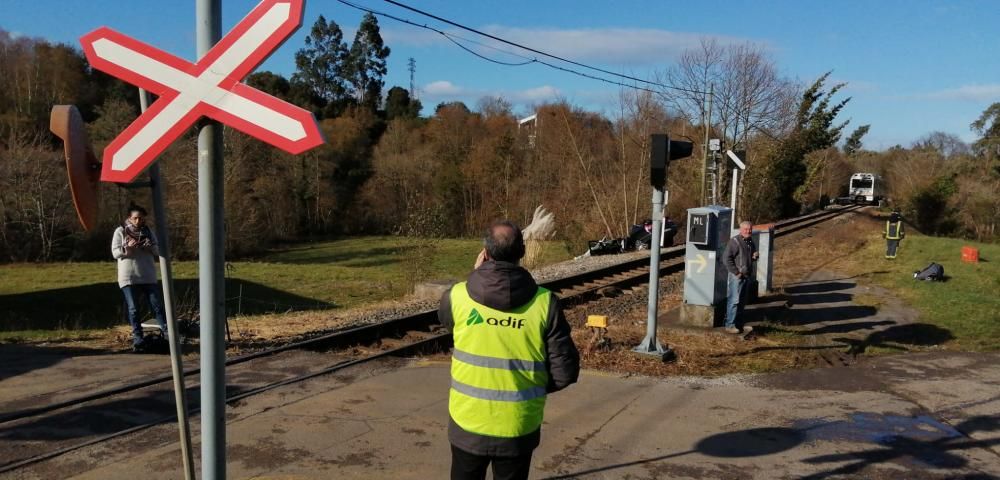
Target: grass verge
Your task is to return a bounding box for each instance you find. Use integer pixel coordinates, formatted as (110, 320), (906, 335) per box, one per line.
(0, 236), (573, 342)
(832, 233), (999, 351)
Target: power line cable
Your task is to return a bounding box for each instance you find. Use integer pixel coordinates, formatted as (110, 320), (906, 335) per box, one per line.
(336, 0), (775, 141)
(335, 0), (664, 95)
(381, 0), (708, 95)
(335, 0), (535, 66)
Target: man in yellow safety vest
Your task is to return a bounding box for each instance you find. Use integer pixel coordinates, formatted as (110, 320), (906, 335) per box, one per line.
(884, 210), (905, 259)
(439, 220), (580, 480)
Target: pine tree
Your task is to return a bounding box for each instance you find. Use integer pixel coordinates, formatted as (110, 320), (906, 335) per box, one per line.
(346, 13), (391, 110)
(291, 15), (348, 112)
(842, 124), (870, 155)
(771, 72), (850, 216)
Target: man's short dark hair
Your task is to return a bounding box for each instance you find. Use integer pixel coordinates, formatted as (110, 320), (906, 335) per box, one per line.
(128, 205), (148, 216)
(484, 220), (525, 263)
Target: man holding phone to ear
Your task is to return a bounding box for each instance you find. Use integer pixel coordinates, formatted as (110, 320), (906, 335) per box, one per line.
(439, 220), (580, 480)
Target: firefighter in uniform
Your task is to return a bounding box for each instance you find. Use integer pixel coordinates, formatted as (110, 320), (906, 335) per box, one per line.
(884, 210), (905, 259)
(439, 220), (580, 480)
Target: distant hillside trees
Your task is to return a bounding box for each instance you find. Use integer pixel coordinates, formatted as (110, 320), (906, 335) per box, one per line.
(1, 27), (996, 263)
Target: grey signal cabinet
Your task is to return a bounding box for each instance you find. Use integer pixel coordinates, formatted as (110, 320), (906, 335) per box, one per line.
(683, 206), (732, 307)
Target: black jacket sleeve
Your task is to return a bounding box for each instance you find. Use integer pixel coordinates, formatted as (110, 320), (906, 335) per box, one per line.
(544, 294), (580, 393)
(723, 237), (740, 276)
(438, 289), (454, 330)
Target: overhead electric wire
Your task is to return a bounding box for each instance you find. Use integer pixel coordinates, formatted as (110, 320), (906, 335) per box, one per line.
(440, 33), (536, 66)
(335, 0), (666, 96)
(336, 0), (774, 139)
(380, 0), (707, 96)
(335, 0), (536, 66)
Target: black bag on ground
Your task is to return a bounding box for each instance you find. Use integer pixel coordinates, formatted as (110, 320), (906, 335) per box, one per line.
(588, 238), (624, 256)
(913, 262), (944, 281)
(133, 332), (170, 354)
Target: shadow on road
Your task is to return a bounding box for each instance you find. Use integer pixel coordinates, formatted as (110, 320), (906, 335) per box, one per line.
(835, 323), (955, 356)
(800, 414), (1000, 479)
(542, 427), (808, 479)
(543, 413), (1000, 479)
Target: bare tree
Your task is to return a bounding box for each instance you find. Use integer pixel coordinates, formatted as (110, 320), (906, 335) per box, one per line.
(659, 38), (723, 127)
(661, 39), (795, 149)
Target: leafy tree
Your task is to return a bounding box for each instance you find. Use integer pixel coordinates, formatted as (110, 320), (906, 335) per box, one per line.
(435, 101), (470, 115)
(292, 15), (348, 112)
(971, 102), (1000, 175)
(907, 174), (959, 235)
(246, 71), (290, 98)
(842, 124), (870, 155)
(771, 72), (850, 217)
(384, 86), (421, 121)
(912, 131), (970, 158)
(346, 13), (390, 110)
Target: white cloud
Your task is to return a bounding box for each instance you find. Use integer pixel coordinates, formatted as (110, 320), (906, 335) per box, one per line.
(420, 80), (563, 106)
(423, 80), (466, 96)
(919, 84), (1000, 102)
(480, 26), (740, 65)
(510, 86), (561, 103)
(386, 25), (752, 66)
(381, 28), (442, 47)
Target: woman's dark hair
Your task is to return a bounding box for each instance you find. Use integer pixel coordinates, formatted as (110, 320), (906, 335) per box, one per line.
(484, 220), (525, 262)
(128, 205), (148, 217)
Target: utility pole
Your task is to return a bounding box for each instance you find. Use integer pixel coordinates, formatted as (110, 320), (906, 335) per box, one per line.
(702, 83), (714, 206)
(196, 0), (226, 478)
(408, 57), (417, 99)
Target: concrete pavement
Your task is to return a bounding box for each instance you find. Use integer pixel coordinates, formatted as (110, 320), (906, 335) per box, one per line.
(8, 350), (999, 480)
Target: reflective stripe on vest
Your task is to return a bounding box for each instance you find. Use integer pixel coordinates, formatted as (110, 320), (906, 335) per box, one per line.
(886, 221), (903, 240)
(449, 282), (551, 438)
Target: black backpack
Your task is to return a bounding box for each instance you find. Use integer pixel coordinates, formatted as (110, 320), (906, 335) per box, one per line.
(913, 262), (944, 281)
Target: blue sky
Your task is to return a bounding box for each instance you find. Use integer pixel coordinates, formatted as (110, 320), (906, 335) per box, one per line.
(5, 0), (999, 149)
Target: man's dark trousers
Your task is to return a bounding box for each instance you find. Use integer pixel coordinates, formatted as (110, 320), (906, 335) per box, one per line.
(886, 239), (899, 258)
(451, 445), (532, 480)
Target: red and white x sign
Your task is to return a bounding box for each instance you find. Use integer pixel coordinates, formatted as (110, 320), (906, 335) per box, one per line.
(81, 0), (324, 183)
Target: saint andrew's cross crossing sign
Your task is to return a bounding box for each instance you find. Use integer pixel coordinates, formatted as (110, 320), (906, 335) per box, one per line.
(80, 0), (324, 183)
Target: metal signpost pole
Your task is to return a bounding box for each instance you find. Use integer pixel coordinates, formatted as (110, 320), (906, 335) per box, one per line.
(726, 150), (747, 233)
(138, 89), (195, 480)
(196, 0), (226, 478)
(731, 168), (739, 231)
(702, 83), (714, 206)
(634, 186), (668, 358)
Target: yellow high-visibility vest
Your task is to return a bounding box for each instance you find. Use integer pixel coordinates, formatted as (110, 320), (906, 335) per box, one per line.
(449, 282), (551, 438)
(886, 220), (904, 240)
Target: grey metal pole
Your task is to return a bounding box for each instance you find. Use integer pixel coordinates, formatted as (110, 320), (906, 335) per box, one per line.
(731, 168), (739, 232)
(139, 89), (196, 480)
(197, 0), (226, 478)
(633, 187), (671, 359)
(703, 83), (714, 206)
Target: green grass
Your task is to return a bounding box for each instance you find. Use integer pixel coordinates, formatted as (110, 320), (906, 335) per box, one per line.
(0, 236), (573, 341)
(842, 234), (1000, 351)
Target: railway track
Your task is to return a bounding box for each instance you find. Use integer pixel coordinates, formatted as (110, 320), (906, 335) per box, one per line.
(0, 204), (862, 474)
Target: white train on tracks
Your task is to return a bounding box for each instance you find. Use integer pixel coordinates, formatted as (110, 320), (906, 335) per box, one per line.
(836, 172), (884, 205)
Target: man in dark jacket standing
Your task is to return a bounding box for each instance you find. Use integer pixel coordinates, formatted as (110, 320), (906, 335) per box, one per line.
(723, 220), (758, 334)
(439, 220), (580, 480)
(884, 210), (904, 259)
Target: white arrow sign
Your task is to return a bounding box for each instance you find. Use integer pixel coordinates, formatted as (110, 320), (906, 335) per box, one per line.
(687, 253), (707, 274)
